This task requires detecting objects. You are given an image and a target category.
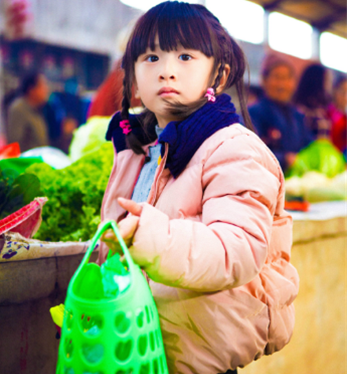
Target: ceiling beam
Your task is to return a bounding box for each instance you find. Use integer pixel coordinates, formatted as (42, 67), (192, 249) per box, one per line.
(263, 0), (287, 11)
(319, 0), (347, 12)
(261, 0), (346, 13)
(312, 8), (347, 30)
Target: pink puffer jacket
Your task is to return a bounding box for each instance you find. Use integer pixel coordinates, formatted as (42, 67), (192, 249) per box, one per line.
(99, 123), (299, 373)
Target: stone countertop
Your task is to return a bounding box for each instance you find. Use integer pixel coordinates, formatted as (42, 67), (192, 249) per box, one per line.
(289, 201), (347, 244)
(290, 200), (346, 222)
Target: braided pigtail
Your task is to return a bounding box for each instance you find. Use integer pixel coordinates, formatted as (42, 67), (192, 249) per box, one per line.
(121, 55), (146, 155)
(120, 74), (131, 122)
(212, 62), (226, 92)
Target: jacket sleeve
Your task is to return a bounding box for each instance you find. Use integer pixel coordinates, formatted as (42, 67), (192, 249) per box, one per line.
(131, 134), (282, 292)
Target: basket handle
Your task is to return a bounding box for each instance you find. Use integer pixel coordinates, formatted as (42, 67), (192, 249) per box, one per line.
(76, 220), (136, 276)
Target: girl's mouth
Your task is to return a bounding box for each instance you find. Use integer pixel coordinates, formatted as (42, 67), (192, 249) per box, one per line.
(158, 87), (179, 97)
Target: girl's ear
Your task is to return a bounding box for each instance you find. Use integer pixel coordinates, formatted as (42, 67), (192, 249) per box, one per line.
(216, 64), (231, 94)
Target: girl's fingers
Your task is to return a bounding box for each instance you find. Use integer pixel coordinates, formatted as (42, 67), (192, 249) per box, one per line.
(100, 229), (122, 254)
(101, 229), (116, 242)
(118, 216), (140, 243)
(101, 216), (140, 253)
(118, 197), (143, 216)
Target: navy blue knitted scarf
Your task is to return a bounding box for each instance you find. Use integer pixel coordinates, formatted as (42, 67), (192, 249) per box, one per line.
(106, 93), (240, 178)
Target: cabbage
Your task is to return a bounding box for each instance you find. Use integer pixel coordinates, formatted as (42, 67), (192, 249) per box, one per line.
(69, 116), (111, 162)
(287, 139), (346, 178)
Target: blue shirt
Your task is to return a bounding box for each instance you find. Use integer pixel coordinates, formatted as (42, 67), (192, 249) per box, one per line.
(131, 126), (163, 203)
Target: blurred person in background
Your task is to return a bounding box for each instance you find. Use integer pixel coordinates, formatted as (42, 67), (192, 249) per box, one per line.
(293, 63), (332, 140)
(327, 76), (347, 156)
(56, 115), (78, 154)
(43, 77), (84, 153)
(53, 78), (85, 126)
(6, 72), (50, 152)
(248, 54), (313, 171)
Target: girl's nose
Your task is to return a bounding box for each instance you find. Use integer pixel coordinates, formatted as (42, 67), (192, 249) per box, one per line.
(159, 73), (175, 81)
(159, 60), (176, 81)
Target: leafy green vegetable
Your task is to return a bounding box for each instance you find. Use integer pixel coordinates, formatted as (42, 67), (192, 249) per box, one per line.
(286, 139), (346, 178)
(0, 168), (43, 220)
(27, 142), (114, 242)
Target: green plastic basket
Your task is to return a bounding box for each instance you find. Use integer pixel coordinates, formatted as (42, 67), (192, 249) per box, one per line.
(56, 220), (169, 374)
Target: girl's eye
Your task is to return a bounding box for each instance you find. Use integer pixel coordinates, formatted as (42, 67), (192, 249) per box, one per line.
(179, 54), (192, 61)
(146, 55), (159, 62)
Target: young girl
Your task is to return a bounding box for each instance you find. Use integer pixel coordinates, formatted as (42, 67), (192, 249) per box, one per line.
(99, 2), (299, 373)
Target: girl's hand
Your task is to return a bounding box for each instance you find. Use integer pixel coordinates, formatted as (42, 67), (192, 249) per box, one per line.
(118, 197), (143, 217)
(100, 198), (143, 254)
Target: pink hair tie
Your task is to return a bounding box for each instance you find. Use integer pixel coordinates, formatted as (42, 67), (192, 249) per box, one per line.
(120, 119), (132, 135)
(204, 87), (216, 102)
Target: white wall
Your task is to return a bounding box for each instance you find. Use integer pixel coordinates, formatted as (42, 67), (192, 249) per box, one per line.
(0, 0), (142, 60)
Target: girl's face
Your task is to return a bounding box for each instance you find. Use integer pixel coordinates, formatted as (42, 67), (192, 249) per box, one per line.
(134, 40), (214, 128)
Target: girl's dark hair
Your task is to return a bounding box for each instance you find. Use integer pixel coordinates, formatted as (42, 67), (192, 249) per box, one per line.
(121, 1), (253, 154)
(293, 63), (330, 109)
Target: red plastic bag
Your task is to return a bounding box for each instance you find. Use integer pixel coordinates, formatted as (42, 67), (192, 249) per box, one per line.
(0, 143), (21, 160)
(0, 197), (47, 238)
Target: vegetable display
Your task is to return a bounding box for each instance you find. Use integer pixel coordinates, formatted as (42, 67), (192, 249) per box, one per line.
(0, 168), (42, 220)
(285, 171), (347, 203)
(27, 142), (114, 242)
(286, 139), (346, 178)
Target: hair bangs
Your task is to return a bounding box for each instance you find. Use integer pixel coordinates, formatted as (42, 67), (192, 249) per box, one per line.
(130, 2), (215, 62)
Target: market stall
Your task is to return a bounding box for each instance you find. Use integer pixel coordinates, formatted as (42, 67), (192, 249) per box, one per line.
(0, 126), (346, 373)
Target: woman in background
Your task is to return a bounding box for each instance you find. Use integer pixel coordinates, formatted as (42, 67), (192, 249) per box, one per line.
(249, 55), (313, 172)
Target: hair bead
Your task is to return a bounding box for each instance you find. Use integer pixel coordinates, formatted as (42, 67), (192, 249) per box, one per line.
(204, 88), (216, 102)
(120, 119), (132, 134)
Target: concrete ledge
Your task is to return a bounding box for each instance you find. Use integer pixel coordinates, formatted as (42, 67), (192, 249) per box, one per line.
(0, 252), (98, 374)
(292, 216), (347, 243)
